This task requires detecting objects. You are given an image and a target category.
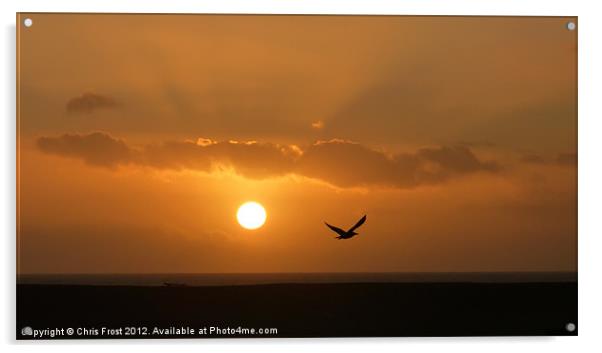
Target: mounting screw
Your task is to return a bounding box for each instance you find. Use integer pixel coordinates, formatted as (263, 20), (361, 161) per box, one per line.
(566, 22), (576, 31)
(566, 322), (576, 332)
(23, 18), (33, 27)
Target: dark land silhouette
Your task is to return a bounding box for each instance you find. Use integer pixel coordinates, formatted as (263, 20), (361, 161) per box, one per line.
(17, 281), (577, 339)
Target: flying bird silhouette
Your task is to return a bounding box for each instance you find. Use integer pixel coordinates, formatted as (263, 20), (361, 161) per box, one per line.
(325, 215), (367, 240)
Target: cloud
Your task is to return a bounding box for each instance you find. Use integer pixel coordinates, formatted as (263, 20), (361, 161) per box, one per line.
(520, 152), (577, 166)
(37, 132), (131, 167)
(297, 140), (498, 188)
(66, 92), (120, 114)
(311, 120), (324, 129)
(37, 132), (500, 189)
(521, 154), (547, 164)
(141, 138), (297, 179)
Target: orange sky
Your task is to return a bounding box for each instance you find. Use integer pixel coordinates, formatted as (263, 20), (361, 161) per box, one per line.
(17, 14), (577, 274)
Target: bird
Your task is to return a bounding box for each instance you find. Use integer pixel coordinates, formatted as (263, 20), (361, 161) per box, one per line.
(325, 215), (367, 240)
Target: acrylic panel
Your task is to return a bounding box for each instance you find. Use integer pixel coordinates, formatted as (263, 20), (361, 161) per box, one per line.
(16, 13), (577, 339)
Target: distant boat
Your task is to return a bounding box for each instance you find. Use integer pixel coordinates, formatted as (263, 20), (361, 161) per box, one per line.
(163, 282), (188, 287)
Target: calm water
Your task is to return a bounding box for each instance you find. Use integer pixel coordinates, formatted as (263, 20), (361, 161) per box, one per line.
(17, 272), (577, 286)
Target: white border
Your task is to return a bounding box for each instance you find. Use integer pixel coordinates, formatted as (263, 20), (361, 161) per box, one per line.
(2, 1), (602, 352)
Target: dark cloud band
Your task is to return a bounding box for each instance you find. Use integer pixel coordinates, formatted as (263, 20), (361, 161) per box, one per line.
(37, 132), (500, 189)
(66, 93), (120, 114)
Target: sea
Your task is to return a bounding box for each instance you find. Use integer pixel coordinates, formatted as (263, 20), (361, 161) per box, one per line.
(17, 272), (577, 286)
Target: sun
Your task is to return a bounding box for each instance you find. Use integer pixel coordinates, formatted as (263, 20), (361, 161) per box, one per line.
(236, 201), (267, 230)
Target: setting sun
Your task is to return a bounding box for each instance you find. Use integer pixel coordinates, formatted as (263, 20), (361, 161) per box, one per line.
(237, 201), (267, 230)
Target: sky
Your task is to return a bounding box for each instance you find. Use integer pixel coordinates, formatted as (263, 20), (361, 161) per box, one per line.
(17, 14), (577, 274)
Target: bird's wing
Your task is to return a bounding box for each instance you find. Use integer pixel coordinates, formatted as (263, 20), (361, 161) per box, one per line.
(325, 222), (347, 236)
(347, 215), (367, 233)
